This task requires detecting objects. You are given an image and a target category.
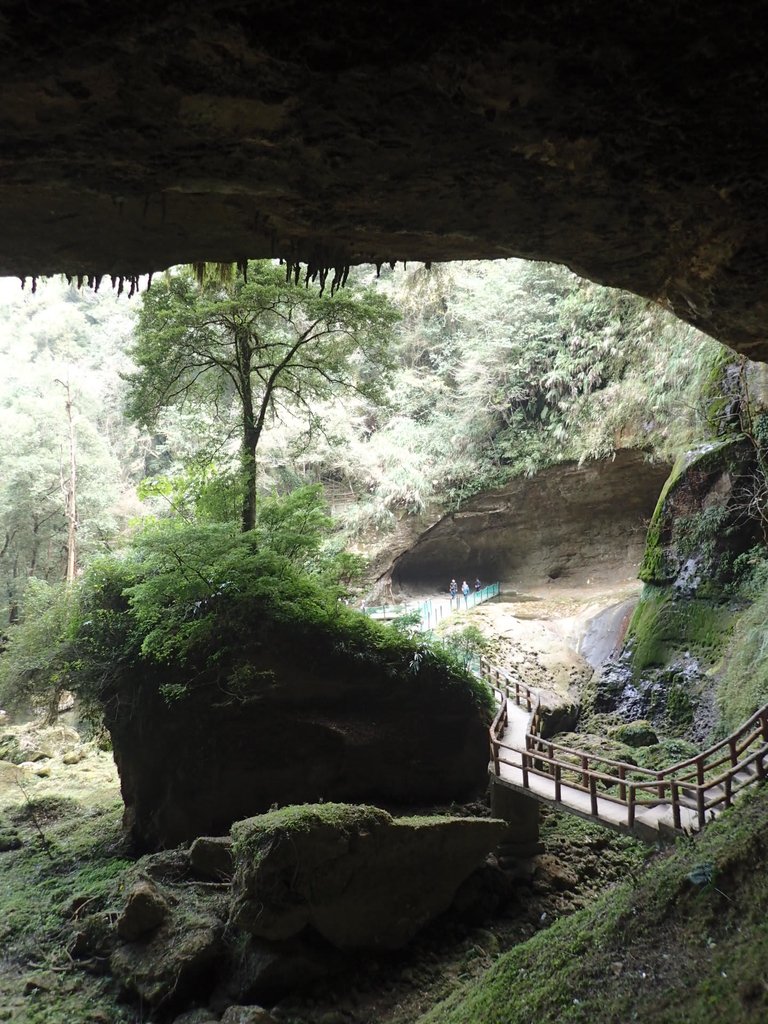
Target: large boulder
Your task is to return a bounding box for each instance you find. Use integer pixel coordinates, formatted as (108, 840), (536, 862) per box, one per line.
(104, 635), (492, 850)
(229, 803), (508, 950)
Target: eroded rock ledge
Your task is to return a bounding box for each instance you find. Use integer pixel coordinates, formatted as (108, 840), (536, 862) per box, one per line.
(391, 450), (671, 590)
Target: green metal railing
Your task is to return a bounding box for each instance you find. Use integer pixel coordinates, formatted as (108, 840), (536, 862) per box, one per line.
(362, 582), (500, 627)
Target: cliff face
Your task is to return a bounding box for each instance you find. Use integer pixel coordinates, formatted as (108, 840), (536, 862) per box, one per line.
(391, 450), (671, 591)
(3, 4), (768, 356)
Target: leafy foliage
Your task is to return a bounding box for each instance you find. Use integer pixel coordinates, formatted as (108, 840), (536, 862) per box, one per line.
(0, 278), (143, 624)
(125, 261), (398, 530)
(40, 487), (494, 719)
(0, 579), (80, 719)
(260, 260), (725, 544)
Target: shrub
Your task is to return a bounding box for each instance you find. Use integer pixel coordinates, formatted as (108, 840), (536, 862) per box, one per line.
(0, 580), (80, 721)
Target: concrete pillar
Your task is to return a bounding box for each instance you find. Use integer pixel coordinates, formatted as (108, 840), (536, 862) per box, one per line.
(490, 782), (542, 859)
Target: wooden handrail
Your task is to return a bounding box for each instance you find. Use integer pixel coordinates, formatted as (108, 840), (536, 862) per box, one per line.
(483, 657), (768, 834)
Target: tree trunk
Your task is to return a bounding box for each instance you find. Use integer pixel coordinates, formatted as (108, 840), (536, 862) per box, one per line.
(237, 332), (258, 532)
(56, 378), (78, 582)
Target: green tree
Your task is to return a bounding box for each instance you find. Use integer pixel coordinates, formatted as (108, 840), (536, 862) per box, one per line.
(125, 262), (398, 532)
(0, 276), (144, 625)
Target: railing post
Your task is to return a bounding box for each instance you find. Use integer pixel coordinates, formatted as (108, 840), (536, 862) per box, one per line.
(657, 770), (665, 800)
(725, 773), (733, 808)
(671, 782), (681, 830)
(555, 761), (562, 802)
(729, 737), (738, 767)
(627, 784), (636, 828)
(697, 786), (706, 829)
(757, 752), (765, 781)
(521, 749), (529, 788)
(589, 776), (598, 816)
(619, 764), (626, 803)
(762, 712), (768, 741)
(696, 758), (704, 787)
(581, 755), (589, 788)
(492, 740), (500, 776)
(548, 742), (554, 778)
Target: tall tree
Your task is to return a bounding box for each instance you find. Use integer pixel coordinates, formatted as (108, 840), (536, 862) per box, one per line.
(125, 262), (398, 531)
(55, 377), (78, 583)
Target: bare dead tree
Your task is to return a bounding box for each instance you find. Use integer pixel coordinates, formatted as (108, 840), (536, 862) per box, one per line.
(54, 377), (78, 583)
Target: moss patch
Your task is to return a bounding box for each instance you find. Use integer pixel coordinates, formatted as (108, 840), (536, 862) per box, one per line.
(231, 802), (394, 861)
(607, 720), (658, 747)
(627, 586), (732, 672)
(0, 794), (134, 1023)
(717, 578), (768, 731)
(639, 451), (690, 584)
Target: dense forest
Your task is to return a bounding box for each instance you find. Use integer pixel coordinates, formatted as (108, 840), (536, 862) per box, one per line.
(0, 260), (724, 634)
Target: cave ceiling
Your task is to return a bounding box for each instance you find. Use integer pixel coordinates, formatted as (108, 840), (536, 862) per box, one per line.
(3, 2), (768, 356)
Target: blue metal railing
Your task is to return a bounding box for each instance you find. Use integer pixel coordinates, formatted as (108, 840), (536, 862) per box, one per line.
(362, 582), (500, 627)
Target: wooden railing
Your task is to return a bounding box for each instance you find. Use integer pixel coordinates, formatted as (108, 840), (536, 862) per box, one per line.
(483, 657), (768, 833)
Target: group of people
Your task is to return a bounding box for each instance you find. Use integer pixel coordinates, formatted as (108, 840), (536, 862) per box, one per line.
(449, 577), (481, 606)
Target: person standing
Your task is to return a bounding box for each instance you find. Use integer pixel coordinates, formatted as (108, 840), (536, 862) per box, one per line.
(449, 578), (458, 605)
(474, 577), (481, 593)
(461, 580), (470, 606)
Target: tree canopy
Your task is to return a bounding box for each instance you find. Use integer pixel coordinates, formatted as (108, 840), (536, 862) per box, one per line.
(125, 262), (398, 531)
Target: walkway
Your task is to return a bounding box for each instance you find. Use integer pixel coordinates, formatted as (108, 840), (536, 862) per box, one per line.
(363, 583), (500, 627)
(484, 659), (768, 841)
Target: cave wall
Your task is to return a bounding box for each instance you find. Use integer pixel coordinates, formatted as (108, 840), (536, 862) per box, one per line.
(391, 450), (671, 591)
(2, 4), (768, 355)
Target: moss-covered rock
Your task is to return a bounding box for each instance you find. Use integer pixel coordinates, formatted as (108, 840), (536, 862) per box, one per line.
(639, 438), (760, 593)
(608, 720), (658, 747)
(230, 803), (508, 950)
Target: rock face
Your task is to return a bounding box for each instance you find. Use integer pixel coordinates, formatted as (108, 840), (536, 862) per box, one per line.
(3, 6), (768, 356)
(104, 641), (492, 850)
(391, 450), (670, 590)
(230, 804), (508, 949)
(639, 439), (761, 594)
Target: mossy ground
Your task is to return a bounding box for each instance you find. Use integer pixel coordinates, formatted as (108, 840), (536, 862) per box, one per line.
(0, 738), (136, 1024)
(418, 786), (768, 1024)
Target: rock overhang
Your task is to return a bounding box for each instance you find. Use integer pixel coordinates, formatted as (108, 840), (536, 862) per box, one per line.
(3, 3), (768, 356)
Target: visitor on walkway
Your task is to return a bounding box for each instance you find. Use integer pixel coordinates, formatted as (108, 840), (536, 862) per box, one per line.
(474, 577), (481, 593)
(461, 580), (470, 606)
(449, 578), (458, 605)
